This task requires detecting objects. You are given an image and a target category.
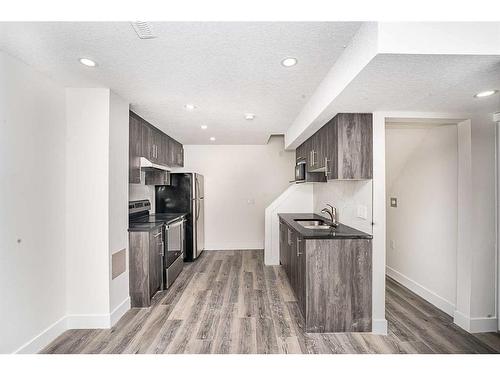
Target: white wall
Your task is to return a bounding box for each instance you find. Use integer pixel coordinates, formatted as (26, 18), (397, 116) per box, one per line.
(313, 180), (373, 235)
(0, 51), (67, 353)
(385, 124), (458, 315)
(374, 111), (497, 333)
(65, 88), (111, 321)
(469, 113), (497, 323)
(108, 91), (130, 317)
(65, 88), (130, 328)
(182, 136), (295, 250)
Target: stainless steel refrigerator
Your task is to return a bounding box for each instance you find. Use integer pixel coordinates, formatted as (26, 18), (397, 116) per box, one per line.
(155, 173), (204, 261)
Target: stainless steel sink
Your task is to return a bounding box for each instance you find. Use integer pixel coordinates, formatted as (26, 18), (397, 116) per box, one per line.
(295, 219), (332, 230)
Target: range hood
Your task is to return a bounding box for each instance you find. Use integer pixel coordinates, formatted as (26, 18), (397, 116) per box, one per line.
(140, 157), (170, 172)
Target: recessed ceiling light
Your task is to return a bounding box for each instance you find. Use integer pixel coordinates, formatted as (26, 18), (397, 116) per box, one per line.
(184, 104), (196, 111)
(201, 125), (208, 130)
(244, 113), (255, 120)
(79, 58), (97, 67)
(281, 57), (297, 67)
(474, 90), (498, 98)
(209, 137), (216, 141)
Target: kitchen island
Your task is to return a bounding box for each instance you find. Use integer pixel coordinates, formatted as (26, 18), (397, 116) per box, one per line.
(278, 213), (372, 333)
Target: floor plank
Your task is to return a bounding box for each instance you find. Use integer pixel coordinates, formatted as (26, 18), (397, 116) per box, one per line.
(41, 250), (500, 354)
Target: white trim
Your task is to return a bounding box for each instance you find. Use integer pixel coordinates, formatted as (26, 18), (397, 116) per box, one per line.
(110, 297), (131, 326)
(454, 310), (498, 333)
(65, 314), (112, 329)
(14, 316), (68, 354)
(13, 297), (131, 353)
(372, 319), (388, 335)
(386, 266), (456, 316)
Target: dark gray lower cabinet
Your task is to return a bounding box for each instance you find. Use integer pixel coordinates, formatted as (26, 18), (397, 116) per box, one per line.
(129, 227), (163, 307)
(279, 220), (372, 333)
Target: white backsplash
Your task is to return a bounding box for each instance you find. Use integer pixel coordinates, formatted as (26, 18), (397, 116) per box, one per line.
(129, 171), (156, 212)
(313, 180), (373, 234)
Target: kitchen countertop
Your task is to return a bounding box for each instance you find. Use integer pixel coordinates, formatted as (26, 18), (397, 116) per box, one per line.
(278, 213), (373, 240)
(128, 213), (187, 232)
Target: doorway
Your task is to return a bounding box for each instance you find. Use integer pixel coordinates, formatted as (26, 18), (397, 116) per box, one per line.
(385, 119), (459, 316)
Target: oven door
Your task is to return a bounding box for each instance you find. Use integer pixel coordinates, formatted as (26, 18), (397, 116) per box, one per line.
(165, 219), (185, 268)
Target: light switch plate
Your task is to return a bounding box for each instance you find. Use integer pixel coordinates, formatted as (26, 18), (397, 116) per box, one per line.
(390, 197), (398, 208)
(356, 205), (368, 220)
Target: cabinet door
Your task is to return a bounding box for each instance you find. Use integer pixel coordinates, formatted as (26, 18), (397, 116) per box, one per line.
(161, 134), (169, 166)
(296, 142), (306, 162)
(176, 141), (184, 167)
(151, 129), (163, 163)
(337, 113), (373, 179)
(140, 123), (152, 159)
(129, 115), (142, 183)
(279, 222), (286, 266)
(289, 230), (298, 298)
(325, 116), (338, 179)
(148, 228), (163, 298)
(296, 236), (306, 317)
(303, 138), (313, 172)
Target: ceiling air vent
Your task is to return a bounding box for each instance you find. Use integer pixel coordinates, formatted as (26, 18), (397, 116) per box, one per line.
(131, 21), (157, 39)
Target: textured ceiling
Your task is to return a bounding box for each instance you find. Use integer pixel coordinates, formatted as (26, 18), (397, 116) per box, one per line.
(0, 22), (362, 144)
(329, 54), (500, 115)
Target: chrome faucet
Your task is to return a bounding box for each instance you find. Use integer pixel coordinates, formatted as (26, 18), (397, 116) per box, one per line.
(321, 204), (338, 227)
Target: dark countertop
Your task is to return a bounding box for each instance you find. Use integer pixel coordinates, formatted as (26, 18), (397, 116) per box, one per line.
(278, 213), (373, 240)
(129, 213), (187, 232)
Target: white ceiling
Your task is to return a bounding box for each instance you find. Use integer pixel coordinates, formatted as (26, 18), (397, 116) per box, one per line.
(0, 22), (362, 144)
(323, 53), (500, 118)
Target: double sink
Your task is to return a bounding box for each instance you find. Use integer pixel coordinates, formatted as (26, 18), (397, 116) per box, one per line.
(294, 218), (335, 230)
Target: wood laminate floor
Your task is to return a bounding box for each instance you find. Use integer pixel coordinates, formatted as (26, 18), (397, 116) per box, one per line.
(41, 250), (500, 354)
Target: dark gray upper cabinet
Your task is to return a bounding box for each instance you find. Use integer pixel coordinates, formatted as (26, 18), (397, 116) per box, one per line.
(129, 111), (184, 183)
(129, 115), (142, 184)
(295, 113), (372, 180)
(336, 113), (372, 179)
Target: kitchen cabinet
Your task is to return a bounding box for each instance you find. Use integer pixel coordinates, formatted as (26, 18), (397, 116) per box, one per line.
(129, 111), (185, 183)
(336, 113), (372, 179)
(149, 227), (163, 298)
(129, 115), (142, 183)
(295, 113), (372, 180)
(279, 222), (306, 318)
(279, 217), (372, 332)
(129, 226), (163, 307)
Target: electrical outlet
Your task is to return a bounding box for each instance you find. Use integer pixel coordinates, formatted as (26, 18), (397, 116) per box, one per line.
(390, 240), (396, 250)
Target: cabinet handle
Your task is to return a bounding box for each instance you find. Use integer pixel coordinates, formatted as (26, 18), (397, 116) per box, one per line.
(325, 158), (329, 178)
(297, 237), (302, 256)
(287, 229), (291, 245)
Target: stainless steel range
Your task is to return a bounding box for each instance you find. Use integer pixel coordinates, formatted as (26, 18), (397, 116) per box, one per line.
(129, 200), (186, 289)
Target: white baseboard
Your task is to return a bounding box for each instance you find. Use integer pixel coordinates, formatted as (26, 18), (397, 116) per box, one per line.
(13, 297), (132, 353)
(14, 316), (68, 354)
(453, 310), (498, 333)
(66, 314), (112, 329)
(110, 297), (131, 326)
(372, 319), (388, 335)
(386, 266), (456, 316)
